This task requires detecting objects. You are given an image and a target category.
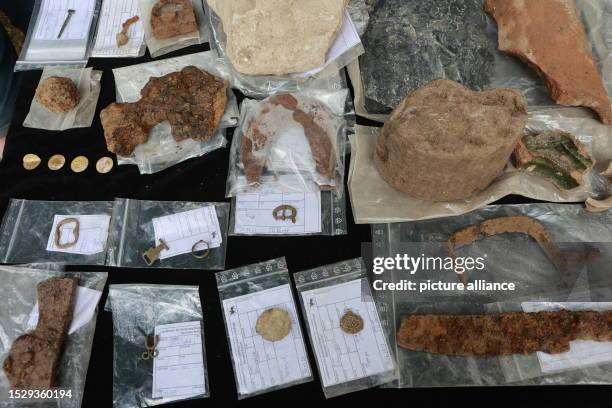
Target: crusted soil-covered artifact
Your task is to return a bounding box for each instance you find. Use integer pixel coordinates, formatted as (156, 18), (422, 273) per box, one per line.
(446, 215), (601, 273)
(374, 80), (527, 202)
(445, 216), (563, 270)
(397, 310), (612, 356)
(360, 0), (496, 113)
(485, 0), (612, 124)
(255, 308), (292, 342)
(151, 0), (198, 39)
(241, 94), (337, 186)
(3, 278), (78, 388)
(116, 15), (139, 46)
(35, 76), (80, 113)
(100, 66), (228, 156)
(514, 131), (594, 190)
(208, 0), (347, 75)
(339, 310), (364, 334)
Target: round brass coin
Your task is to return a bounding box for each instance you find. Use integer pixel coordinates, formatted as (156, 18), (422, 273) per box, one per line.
(96, 157), (114, 174)
(23, 154), (41, 170)
(339, 310), (364, 334)
(255, 308), (292, 342)
(48, 154), (66, 170)
(71, 156), (89, 173)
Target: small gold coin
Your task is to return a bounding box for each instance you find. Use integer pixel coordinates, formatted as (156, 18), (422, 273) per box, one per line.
(340, 310), (364, 334)
(23, 154), (41, 170)
(256, 308), (292, 342)
(71, 156), (89, 173)
(95, 157), (114, 174)
(48, 154), (66, 170)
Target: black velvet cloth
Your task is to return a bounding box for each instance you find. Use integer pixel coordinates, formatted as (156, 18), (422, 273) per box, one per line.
(0, 39), (609, 408)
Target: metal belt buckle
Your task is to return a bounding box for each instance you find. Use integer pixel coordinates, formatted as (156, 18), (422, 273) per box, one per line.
(272, 205), (298, 224)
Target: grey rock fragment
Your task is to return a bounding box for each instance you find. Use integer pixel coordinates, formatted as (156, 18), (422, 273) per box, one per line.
(360, 0), (496, 113)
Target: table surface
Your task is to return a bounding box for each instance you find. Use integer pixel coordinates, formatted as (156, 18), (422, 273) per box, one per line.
(0, 42), (610, 408)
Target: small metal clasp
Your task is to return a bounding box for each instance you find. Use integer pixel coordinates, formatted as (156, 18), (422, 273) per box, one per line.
(142, 239), (169, 266)
(142, 334), (160, 360)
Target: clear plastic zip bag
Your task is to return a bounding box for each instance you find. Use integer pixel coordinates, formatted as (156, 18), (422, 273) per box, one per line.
(106, 284), (209, 408)
(226, 90), (352, 198)
(106, 199), (229, 270)
(204, 1), (363, 98)
(489, 301), (612, 386)
(139, 0), (208, 58)
(215, 258), (313, 399)
(294, 258), (397, 398)
(0, 265), (107, 408)
(384, 298), (612, 388)
(0, 199), (115, 266)
(110, 51), (239, 174)
(371, 203), (612, 388)
(15, 0), (101, 71)
(225, 89), (351, 236)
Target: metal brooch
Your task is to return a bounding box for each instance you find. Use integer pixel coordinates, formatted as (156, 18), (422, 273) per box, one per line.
(272, 205), (298, 224)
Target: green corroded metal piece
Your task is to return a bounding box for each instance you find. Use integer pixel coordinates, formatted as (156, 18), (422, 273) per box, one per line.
(519, 131), (593, 191)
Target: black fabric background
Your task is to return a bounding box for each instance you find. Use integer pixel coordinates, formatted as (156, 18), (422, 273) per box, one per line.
(1, 41), (611, 408)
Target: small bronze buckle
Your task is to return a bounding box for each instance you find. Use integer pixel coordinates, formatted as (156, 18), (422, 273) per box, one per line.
(54, 217), (80, 249)
(272, 205), (297, 224)
(142, 239), (169, 266)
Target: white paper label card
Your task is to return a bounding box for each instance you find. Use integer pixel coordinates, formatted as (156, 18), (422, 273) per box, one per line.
(234, 190), (322, 235)
(521, 302), (612, 374)
(34, 0), (96, 41)
(152, 206), (222, 260)
(152, 321), (206, 400)
(222, 284), (311, 395)
(92, 0), (145, 57)
(28, 286), (103, 334)
(301, 278), (394, 387)
(46, 214), (111, 255)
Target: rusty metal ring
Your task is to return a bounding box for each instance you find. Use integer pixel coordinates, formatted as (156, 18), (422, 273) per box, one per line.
(192, 240), (210, 260)
(54, 217), (80, 249)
